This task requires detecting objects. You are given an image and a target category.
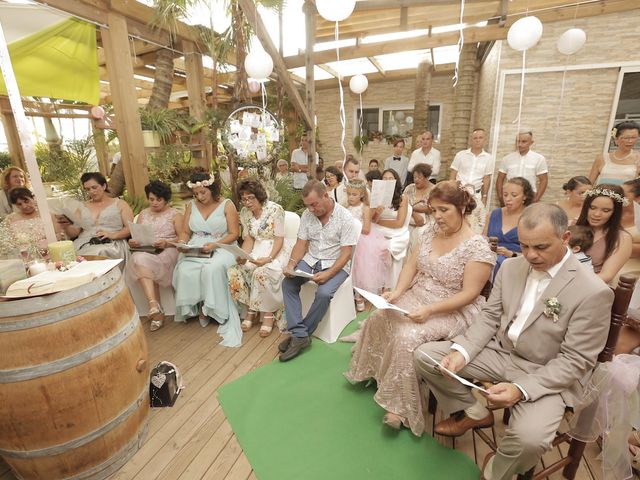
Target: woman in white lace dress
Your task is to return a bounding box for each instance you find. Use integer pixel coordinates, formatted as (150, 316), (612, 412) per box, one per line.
(345, 181), (496, 436)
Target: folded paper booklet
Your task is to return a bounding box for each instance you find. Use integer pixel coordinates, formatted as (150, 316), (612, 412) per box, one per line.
(4, 259), (122, 298)
(353, 287), (410, 314)
(128, 222), (156, 246)
(168, 242), (212, 257)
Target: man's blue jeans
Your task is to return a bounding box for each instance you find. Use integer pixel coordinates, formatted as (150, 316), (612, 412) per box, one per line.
(282, 260), (349, 338)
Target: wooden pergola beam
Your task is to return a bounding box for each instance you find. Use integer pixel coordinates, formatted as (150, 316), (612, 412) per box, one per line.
(237, 0), (314, 128)
(368, 56), (386, 77)
(317, 64), (342, 80)
(288, 0), (640, 68)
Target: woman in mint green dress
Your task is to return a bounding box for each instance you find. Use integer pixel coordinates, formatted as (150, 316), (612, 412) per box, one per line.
(172, 172), (242, 347)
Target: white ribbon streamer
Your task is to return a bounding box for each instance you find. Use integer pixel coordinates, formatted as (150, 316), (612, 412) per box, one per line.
(512, 49), (527, 136)
(452, 0), (466, 87)
(335, 22), (347, 165)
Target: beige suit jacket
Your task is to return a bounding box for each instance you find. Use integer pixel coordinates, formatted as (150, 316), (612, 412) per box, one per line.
(452, 253), (614, 406)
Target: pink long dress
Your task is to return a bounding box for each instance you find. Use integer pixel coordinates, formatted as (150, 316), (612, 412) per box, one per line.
(127, 207), (179, 288)
(344, 227), (496, 436)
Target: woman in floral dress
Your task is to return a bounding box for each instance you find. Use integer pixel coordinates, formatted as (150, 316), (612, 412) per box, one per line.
(345, 181), (495, 436)
(228, 179), (293, 337)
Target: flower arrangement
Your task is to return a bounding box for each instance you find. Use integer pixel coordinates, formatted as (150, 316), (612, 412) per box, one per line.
(583, 188), (629, 206)
(186, 174), (216, 189)
(543, 297), (561, 323)
(370, 130), (384, 142)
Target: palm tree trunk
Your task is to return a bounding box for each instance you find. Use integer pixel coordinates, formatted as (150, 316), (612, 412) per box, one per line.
(147, 48), (174, 110)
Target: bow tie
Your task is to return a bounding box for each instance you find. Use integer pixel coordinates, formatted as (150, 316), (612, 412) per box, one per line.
(393, 157), (401, 160)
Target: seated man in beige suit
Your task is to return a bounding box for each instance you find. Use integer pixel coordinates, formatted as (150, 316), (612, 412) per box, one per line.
(414, 203), (613, 480)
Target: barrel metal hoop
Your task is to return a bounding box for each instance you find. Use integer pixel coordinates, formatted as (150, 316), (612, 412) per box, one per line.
(0, 386), (148, 459)
(0, 312), (140, 383)
(0, 277), (126, 332)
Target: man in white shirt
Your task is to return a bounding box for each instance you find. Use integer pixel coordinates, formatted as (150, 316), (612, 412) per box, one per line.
(384, 138), (410, 186)
(496, 131), (548, 205)
(449, 128), (494, 205)
(291, 134), (318, 190)
(335, 157), (362, 204)
(408, 130), (440, 184)
(414, 204), (613, 480)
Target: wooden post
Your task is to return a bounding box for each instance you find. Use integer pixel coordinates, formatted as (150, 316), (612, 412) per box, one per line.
(303, 0), (317, 178)
(411, 59), (433, 150)
(451, 44), (478, 160)
(0, 103), (26, 169)
(183, 40), (210, 169)
(100, 13), (148, 198)
(91, 120), (109, 176)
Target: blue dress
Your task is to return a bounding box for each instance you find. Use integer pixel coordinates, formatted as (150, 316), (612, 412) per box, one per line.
(172, 199), (242, 347)
(486, 208), (521, 281)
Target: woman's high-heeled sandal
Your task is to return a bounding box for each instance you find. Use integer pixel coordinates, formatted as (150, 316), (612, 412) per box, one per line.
(259, 313), (275, 338)
(241, 310), (257, 332)
(148, 301), (165, 332)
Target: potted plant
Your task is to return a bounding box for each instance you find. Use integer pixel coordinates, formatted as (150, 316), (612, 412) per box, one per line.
(370, 130), (384, 144)
(353, 133), (369, 154)
(139, 108), (177, 148)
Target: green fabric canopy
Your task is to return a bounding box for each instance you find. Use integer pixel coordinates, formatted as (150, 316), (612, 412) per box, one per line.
(0, 18), (99, 105)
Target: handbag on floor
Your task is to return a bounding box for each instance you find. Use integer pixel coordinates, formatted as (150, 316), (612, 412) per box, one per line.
(149, 361), (184, 407)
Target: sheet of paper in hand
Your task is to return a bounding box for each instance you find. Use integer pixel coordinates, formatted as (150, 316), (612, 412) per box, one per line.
(128, 222), (155, 246)
(353, 287), (409, 314)
(369, 179), (396, 208)
(214, 243), (255, 261)
(416, 350), (489, 394)
(294, 269), (315, 279)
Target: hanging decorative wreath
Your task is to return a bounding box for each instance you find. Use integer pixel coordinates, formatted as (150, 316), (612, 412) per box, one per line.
(219, 104), (285, 174)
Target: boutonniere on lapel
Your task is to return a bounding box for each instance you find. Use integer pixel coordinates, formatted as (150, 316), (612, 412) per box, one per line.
(543, 297), (561, 323)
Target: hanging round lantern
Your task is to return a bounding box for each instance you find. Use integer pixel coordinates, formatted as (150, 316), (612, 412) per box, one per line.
(316, 0), (356, 22)
(507, 16), (543, 51)
(90, 105), (105, 120)
(557, 28), (587, 55)
(395, 111), (405, 122)
(349, 74), (368, 95)
(248, 79), (261, 93)
(244, 50), (273, 82)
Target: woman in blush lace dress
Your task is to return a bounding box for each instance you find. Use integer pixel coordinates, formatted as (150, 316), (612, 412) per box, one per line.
(127, 181), (182, 332)
(344, 181), (495, 436)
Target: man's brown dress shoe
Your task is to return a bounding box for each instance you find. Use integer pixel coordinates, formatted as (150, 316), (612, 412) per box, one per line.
(434, 411), (494, 437)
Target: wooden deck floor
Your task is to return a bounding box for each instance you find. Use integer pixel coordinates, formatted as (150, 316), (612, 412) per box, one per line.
(0, 315), (632, 480)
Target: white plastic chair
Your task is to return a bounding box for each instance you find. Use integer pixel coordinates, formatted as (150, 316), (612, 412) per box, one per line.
(284, 211), (300, 240)
(300, 218), (362, 343)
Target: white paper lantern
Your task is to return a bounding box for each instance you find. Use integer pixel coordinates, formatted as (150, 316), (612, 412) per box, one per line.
(557, 28), (586, 55)
(395, 111), (405, 121)
(316, 0), (356, 22)
(244, 51), (273, 81)
(349, 74), (368, 95)
(507, 16), (543, 51)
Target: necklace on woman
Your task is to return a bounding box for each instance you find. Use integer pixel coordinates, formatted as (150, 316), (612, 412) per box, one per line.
(612, 150), (633, 161)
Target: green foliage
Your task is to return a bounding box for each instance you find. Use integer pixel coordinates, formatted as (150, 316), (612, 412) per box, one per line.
(274, 178), (304, 215)
(139, 108), (178, 143)
(353, 134), (369, 154)
(122, 192), (149, 216)
(36, 137), (94, 198)
(0, 152), (11, 171)
(147, 144), (199, 185)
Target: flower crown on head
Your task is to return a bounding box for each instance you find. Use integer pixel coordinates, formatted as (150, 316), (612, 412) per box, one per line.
(186, 174), (215, 189)
(458, 182), (475, 196)
(583, 187), (629, 206)
(346, 179), (367, 191)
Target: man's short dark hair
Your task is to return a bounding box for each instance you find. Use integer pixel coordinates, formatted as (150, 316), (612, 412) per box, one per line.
(302, 179), (327, 197)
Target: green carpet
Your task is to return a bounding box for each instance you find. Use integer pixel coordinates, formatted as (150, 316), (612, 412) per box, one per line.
(218, 316), (480, 480)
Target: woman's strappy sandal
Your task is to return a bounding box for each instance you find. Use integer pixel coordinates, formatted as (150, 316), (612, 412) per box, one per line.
(259, 313), (275, 338)
(148, 301), (165, 332)
(241, 310), (258, 332)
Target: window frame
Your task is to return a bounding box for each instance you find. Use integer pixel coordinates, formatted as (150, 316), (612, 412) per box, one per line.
(353, 102), (443, 143)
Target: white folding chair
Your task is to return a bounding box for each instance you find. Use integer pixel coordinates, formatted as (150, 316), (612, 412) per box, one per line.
(300, 218), (362, 343)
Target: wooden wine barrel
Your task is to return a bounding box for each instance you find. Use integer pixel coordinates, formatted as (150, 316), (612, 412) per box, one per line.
(0, 267), (149, 480)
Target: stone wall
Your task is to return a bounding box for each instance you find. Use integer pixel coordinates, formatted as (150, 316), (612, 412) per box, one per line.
(315, 73), (456, 179)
